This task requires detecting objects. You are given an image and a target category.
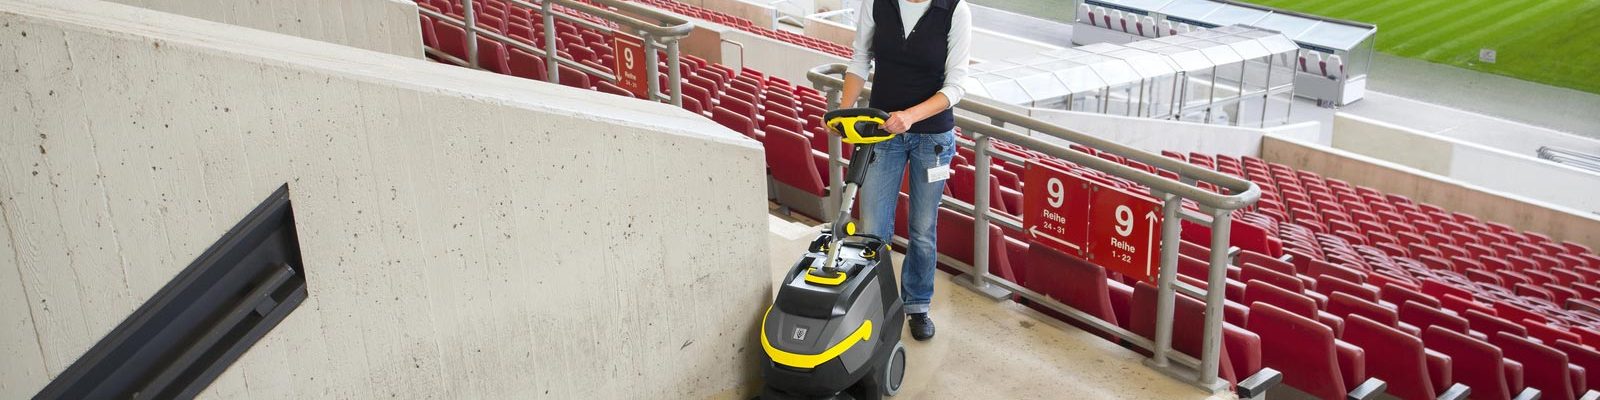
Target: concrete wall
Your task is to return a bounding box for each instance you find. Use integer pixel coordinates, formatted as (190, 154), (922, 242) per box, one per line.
(681, 0), (777, 28)
(104, 0), (422, 57)
(721, 27), (844, 85)
(802, 12), (853, 47)
(0, 0), (770, 398)
(1261, 135), (1600, 251)
(1331, 113), (1600, 215)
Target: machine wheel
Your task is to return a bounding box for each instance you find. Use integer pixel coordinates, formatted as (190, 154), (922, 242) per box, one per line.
(881, 341), (907, 396)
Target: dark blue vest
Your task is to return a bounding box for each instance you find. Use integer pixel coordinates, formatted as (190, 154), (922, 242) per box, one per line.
(869, 0), (959, 133)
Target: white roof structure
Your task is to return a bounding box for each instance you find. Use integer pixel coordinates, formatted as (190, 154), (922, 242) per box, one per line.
(1090, 0), (1377, 52)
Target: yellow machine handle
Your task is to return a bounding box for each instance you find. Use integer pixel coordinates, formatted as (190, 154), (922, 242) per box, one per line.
(824, 108), (894, 145)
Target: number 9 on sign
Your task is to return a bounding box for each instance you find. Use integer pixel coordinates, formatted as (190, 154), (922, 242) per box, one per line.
(1115, 205), (1133, 237)
(1046, 177), (1065, 208)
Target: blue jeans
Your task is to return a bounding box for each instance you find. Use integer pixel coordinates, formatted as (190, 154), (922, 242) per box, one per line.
(858, 129), (955, 315)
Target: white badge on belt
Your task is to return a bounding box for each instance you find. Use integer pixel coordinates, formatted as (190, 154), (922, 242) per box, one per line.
(928, 164), (953, 183)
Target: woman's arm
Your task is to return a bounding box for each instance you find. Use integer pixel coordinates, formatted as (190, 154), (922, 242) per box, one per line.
(841, 4), (876, 109)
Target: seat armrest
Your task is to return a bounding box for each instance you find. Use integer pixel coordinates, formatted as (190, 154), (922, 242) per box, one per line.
(1346, 378), (1387, 400)
(1236, 367), (1282, 400)
(1436, 383), (1470, 400)
(1511, 387), (1541, 400)
(1580, 389), (1599, 400)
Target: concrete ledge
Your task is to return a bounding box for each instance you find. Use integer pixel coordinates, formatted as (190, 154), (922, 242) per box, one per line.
(104, 0), (423, 57)
(0, 0), (768, 398)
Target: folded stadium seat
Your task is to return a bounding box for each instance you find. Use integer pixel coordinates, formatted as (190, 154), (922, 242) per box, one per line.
(506, 48), (548, 81)
(1308, 259), (1368, 284)
(948, 164), (1011, 215)
(1327, 292), (1402, 329)
(1238, 249), (1295, 275)
(1555, 340), (1600, 395)
(729, 80), (761, 100)
(718, 96), (759, 123)
(1574, 283), (1600, 300)
(1241, 263), (1307, 293)
(1400, 301), (1470, 336)
(1469, 269), (1508, 287)
(1245, 279), (1320, 319)
(679, 96), (703, 115)
(762, 110), (802, 138)
(935, 208), (1020, 284)
(1442, 294), (1495, 317)
(1179, 255), (1247, 303)
(434, 20), (471, 61)
(594, 80), (637, 98)
(1382, 283), (1441, 309)
(1464, 309), (1529, 339)
(1247, 302), (1375, 400)
(1025, 243), (1120, 340)
(1514, 283), (1556, 303)
(1343, 314), (1452, 400)
(419, 15), (440, 50)
(1494, 302), (1548, 325)
(688, 74), (722, 96)
(1316, 275), (1380, 303)
(1128, 282), (1264, 389)
(711, 107), (756, 139)
(1492, 332), (1580, 400)
(681, 83), (714, 115)
(473, 35), (512, 74)
(766, 126), (828, 220)
(1097, 6), (1110, 28)
(556, 64), (590, 89)
(1425, 326), (1536, 400)
(1080, 4), (1094, 26)
(1523, 321), (1582, 348)
(1421, 279), (1474, 301)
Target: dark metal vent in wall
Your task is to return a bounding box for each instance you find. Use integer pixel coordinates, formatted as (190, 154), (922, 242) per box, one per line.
(35, 184), (307, 400)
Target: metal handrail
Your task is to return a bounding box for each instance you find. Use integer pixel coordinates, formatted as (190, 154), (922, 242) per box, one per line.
(421, 0), (692, 106)
(808, 62), (1260, 392)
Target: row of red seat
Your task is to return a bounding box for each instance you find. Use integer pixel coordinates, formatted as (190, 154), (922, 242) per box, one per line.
(410, 2), (1600, 398)
(630, 0), (852, 58)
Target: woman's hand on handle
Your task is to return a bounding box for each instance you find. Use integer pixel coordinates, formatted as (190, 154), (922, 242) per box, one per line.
(884, 111), (914, 134)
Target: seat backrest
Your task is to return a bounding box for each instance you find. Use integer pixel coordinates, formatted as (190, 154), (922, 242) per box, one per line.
(762, 110), (802, 137)
(1398, 301), (1468, 334)
(718, 96), (758, 122)
(556, 64), (590, 89)
(1492, 332), (1576, 400)
(434, 20), (470, 60)
(1240, 262), (1305, 293)
(680, 96), (703, 115)
(1524, 322), (1582, 349)
(1244, 279), (1318, 320)
(1248, 302), (1347, 400)
(1238, 249), (1295, 275)
(1493, 302), (1547, 325)
(1308, 259), (1367, 284)
(1130, 282), (1250, 386)
(710, 107), (755, 138)
(507, 48), (547, 81)
(764, 126), (826, 197)
(1316, 275), (1379, 303)
(1343, 315), (1435, 400)
(1327, 291), (1399, 327)
(1423, 326), (1512, 400)
(1026, 243), (1118, 329)
(1463, 309), (1528, 339)
(1555, 340), (1600, 398)
(595, 80), (635, 98)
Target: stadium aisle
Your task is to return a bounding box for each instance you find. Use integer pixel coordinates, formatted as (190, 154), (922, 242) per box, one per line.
(759, 216), (1225, 400)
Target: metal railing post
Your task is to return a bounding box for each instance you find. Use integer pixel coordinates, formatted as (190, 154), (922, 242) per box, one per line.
(957, 133), (1009, 300)
(465, 0), (479, 68)
(644, 32), (661, 104)
(542, 0), (558, 84)
(667, 39), (683, 106)
(819, 86), (845, 219)
(1148, 193), (1183, 367)
(1199, 208), (1234, 387)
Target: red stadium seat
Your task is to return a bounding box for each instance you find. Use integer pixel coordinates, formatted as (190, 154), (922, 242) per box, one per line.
(507, 48), (547, 81)
(766, 126), (825, 195)
(1491, 332), (1579, 400)
(1326, 292), (1399, 327)
(711, 107), (756, 139)
(595, 80), (636, 98)
(1342, 315), (1441, 400)
(1315, 275), (1380, 303)
(556, 64), (590, 89)
(1247, 302), (1370, 400)
(1424, 326), (1525, 400)
(1398, 301), (1469, 335)
(1463, 309), (1528, 339)
(1025, 243), (1119, 339)
(434, 20), (470, 61)
(1555, 341), (1600, 398)
(1381, 283), (1441, 309)
(1128, 282), (1262, 387)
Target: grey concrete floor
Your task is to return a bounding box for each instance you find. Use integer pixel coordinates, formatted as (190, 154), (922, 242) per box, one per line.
(743, 215), (1228, 400)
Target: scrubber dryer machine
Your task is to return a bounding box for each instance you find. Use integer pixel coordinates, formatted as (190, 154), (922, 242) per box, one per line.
(759, 108), (907, 400)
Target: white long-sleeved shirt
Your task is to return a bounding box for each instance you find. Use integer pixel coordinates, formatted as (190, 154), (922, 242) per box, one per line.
(845, 0), (972, 109)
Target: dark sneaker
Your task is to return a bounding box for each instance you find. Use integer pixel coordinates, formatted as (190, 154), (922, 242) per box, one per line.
(908, 313), (935, 341)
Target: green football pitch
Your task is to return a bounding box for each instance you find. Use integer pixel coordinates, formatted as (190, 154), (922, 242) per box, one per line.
(1244, 0), (1600, 94)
